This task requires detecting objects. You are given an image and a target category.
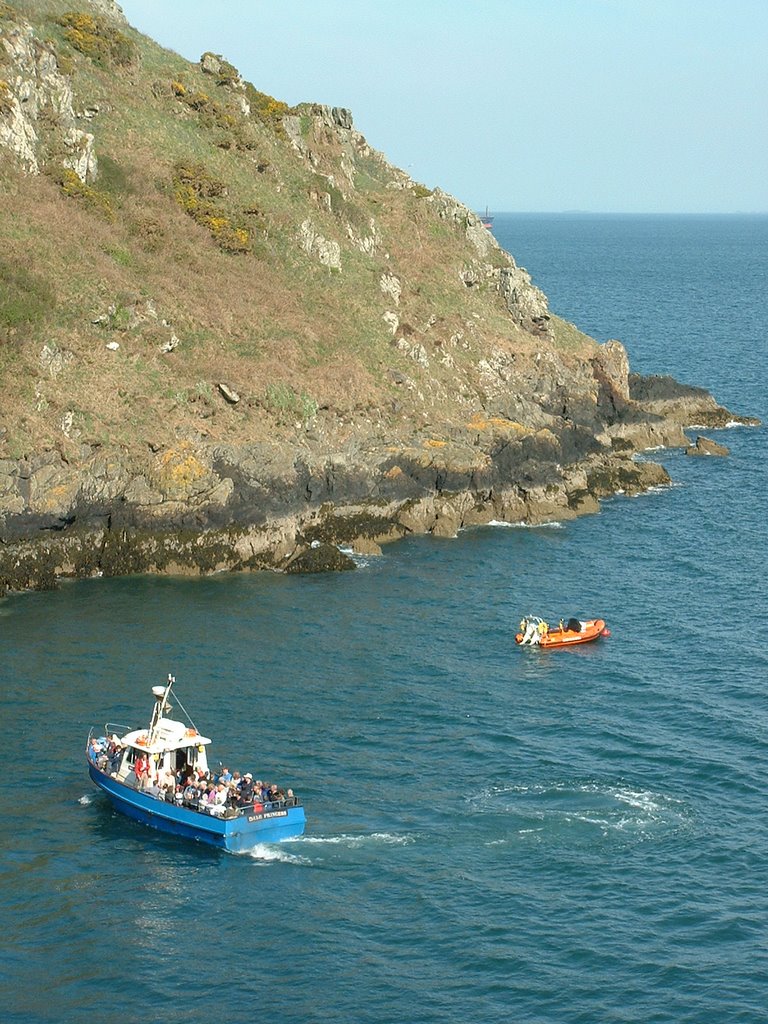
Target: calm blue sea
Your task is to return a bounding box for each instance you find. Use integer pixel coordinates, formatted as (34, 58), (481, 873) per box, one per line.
(1, 215), (767, 1024)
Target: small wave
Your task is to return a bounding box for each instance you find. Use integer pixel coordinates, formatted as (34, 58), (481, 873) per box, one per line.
(337, 546), (373, 568)
(623, 482), (676, 498)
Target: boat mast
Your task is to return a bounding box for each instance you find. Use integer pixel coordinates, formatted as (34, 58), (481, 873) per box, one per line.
(148, 674), (175, 744)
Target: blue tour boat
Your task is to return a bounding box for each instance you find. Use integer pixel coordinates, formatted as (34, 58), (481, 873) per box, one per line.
(86, 675), (305, 853)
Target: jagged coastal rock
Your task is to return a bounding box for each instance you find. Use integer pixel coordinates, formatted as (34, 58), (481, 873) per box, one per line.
(0, 368), (754, 594)
(685, 435), (730, 457)
(0, 1), (759, 594)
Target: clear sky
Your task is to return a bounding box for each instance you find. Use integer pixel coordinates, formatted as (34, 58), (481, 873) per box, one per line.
(117, 0), (768, 214)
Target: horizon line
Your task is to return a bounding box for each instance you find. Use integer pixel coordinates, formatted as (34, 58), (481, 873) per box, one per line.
(474, 209), (768, 217)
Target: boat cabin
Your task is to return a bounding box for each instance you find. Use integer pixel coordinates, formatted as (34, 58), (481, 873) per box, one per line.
(109, 683), (211, 787)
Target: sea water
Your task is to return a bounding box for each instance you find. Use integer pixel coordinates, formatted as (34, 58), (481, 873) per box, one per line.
(1, 215), (766, 1024)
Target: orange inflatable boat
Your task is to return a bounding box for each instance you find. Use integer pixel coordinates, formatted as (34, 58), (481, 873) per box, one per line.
(515, 616), (610, 649)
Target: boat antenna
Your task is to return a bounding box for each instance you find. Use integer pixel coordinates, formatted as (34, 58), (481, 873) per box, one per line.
(168, 690), (200, 736)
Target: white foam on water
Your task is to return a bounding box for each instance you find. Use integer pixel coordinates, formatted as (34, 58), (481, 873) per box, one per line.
(242, 842), (311, 865)
(476, 780), (690, 841)
(297, 832), (413, 848)
(337, 546), (373, 569)
(486, 520), (564, 529)
(78, 794), (93, 805)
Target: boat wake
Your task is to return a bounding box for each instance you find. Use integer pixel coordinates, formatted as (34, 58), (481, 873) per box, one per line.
(474, 780), (692, 845)
(242, 842), (312, 865)
(297, 832), (414, 848)
(241, 832), (413, 865)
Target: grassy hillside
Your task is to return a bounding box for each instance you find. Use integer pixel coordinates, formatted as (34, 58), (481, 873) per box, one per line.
(0, 0), (595, 461)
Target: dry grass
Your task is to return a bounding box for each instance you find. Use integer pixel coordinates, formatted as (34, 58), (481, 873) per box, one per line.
(0, 1), (598, 460)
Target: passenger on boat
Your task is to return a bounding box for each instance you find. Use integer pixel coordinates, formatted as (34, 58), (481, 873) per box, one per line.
(520, 620), (536, 645)
(183, 779), (199, 804)
(88, 737), (107, 770)
(237, 773), (255, 806)
(520, 618), (547, 645)
(108, 742), (123, 774)
(205, 782), (229, 815)
(89, 738), (111, 771)
(134, 752), (150, 789)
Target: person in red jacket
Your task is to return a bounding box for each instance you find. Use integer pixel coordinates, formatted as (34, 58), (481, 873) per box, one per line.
(134, 752), (150, 789)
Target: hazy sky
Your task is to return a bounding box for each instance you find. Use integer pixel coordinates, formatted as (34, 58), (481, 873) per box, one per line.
(117, 0), (767, 214)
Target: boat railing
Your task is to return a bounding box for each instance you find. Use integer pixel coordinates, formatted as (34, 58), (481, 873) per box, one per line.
(104, 722), (133, 739)
(241, 798), (301, 814)
(175, 797), (302, 816)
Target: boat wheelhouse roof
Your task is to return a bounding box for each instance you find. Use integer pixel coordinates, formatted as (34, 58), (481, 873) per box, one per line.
(120, 717), (212, 754)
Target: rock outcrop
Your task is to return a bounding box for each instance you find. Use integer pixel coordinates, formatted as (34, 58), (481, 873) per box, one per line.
(685, 435), (730, 457)
(0, 18), (97, 180)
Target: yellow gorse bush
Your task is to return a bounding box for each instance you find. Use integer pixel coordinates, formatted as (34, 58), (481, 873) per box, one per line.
(56, 168), (114, 219)
(171, 163), (250, 254)
(57, 10), (136, 67)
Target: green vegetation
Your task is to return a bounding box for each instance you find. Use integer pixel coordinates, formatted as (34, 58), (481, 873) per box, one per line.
(0, 258), (56, 339)
(171, 161), (251, 253)
(57, 11), (136, 67)
(96, 153), (132, 195)
(265, 382), (318, 426)
(53, 167), (114, 218)
(244, 82), (289, 131)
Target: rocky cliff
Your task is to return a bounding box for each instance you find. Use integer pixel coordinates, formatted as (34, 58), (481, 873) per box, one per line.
(0, 1), (758, 593)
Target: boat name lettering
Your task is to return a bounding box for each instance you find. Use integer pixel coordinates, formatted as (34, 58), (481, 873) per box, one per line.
(247, 810), (288, 822)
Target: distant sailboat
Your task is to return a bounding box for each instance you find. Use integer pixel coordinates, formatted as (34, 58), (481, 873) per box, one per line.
(480, 206), (494, 229)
